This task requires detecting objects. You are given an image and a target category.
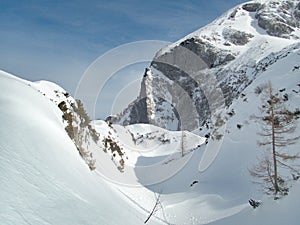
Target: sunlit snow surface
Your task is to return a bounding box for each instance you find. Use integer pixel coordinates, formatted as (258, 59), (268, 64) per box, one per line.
(1, 0), (300, 224)
(1, 41), (299, 224)
(0, 73), (149, 225)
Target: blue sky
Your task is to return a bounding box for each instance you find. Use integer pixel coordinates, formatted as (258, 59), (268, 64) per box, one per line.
(0, 0), (245, 118)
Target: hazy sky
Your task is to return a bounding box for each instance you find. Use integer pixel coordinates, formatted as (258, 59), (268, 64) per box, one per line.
(0, 0), (246, 118)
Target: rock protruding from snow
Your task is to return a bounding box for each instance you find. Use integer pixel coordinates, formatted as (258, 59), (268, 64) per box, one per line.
(255, 0), (300, 38)
(177, 37), (236, 68)
(31, 79), (129, 172)
(111, 0), (300, 132)
(143, 68), (156, 122)
(222, 28), (254, 45)
(0, 72), (148, 225)
(242, 2), (262, 12)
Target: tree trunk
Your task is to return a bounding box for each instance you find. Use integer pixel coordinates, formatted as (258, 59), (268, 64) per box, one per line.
(144, 194), (160, 224)
(181, 131), (184, 157)
(270, 87), (279, 194)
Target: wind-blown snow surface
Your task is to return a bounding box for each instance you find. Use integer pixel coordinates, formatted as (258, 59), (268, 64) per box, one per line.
(1, 2), (300, 223)
(0, 72), (150, 225)
(0, 41), (300, 225)
(105, 45), (300, 224)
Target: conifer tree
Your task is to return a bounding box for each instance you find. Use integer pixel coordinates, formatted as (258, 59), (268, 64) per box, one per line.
(250, 81), (300, 198)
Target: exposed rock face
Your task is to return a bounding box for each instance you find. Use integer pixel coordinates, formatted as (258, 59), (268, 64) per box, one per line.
(222, 28), (254, 45)
(123, 98), (149, 125)
(294, 2), (300, 19)
(108, 69), (150, 126)
(178, 38), (235, 68)
(255, 1), (300, 38)
(242, 2), (262, 12)
(110, 0), (300, 131)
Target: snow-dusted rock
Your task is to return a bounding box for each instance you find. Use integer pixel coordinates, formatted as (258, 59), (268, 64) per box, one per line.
(111, 0), (300, 132)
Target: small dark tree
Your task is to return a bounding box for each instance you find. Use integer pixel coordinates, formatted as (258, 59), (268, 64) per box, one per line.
(250, 81), (300, 198)
(211, 112), (225, 141)
(181, 131), (186, 157)
(144, 192), (161, 224)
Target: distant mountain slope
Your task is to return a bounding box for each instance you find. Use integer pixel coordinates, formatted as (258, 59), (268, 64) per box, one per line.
(111, 44), (300, 225)
(1, 42), (299, 223)
(111, 0), (300, 132)
(1, 1), (300, 225)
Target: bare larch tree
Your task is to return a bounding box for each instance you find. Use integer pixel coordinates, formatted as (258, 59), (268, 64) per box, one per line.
(250, 81), (300, 198)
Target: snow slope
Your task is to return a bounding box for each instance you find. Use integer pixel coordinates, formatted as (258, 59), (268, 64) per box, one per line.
(1, 43), (299, 225)
(105, 41), (300, 225)
(206, 37), (300, 225)
(0, 70), (206, 225)
(0, 72), (153, 225)
(1, 1), (300, 225)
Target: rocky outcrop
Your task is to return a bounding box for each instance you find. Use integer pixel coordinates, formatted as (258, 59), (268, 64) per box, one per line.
(254, 1), (300, 38)
(294, 2), (300, 19)
(110, 0), (300, 131)
(178, 38), (235, 68)
(242, 2), (262, 12)
(108, 69), (151, 126)
(222, 28), (254, 45)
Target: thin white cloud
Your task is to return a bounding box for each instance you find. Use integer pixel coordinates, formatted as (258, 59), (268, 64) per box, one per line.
(0, 0), (247, 118)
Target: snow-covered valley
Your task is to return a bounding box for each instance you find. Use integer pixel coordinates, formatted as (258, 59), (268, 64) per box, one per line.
(1, 0), (300, 225)
(1, 46), (300, 224)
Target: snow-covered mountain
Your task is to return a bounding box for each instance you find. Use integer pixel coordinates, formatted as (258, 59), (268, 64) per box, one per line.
(1, 0), (300, 225)
(0, 71), (146, 224)
(0, 70), (207, 224)
(111, 0), (300, 132)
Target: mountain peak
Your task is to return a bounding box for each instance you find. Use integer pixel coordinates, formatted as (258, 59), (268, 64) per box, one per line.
(110, 0), (300, 132)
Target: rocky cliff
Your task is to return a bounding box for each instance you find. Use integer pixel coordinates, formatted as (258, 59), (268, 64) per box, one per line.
(109, 0), (300, 132)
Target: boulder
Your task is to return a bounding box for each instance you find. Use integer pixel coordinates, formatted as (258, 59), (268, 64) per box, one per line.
(242, 3), (262, 12)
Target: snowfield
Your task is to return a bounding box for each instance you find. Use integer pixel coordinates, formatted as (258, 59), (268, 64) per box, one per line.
(1, 0), (300, 224)
(1, 42), (299, 224)
(0, 72), (150, 225)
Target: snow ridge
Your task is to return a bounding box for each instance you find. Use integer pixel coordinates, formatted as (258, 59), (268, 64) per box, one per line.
(112, 0), (300, 133)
